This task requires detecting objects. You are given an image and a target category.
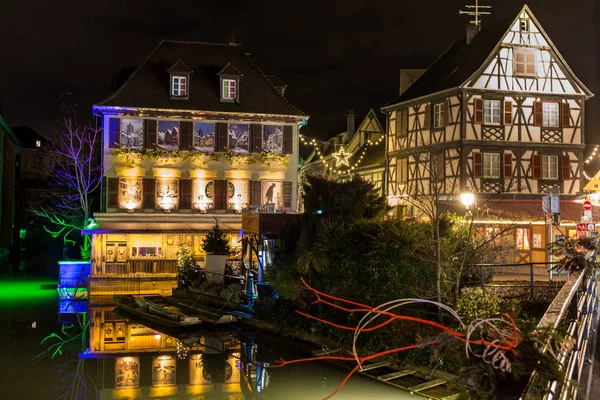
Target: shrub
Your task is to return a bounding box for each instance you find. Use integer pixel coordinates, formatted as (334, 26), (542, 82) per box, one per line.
(456, 287), (500, 324)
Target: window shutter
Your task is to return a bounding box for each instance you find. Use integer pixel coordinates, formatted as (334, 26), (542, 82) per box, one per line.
(474, 98), (483, 124)
(179, 179), (192, 209)
(443, 100), (449, 126)
(108, 118), (120, 148)
(215, 123), (228, 152)
(250, 181), (262, 206)
(283, 181), (293, 209)
(143, 178), (155, 209)
(179, 121), (192, 150)
(561, 155), (570, 180)
(473, 152), (482, 177)
(561, 102), (571, 127)
(533, 101), (543, 126)
(283, 125), (293, 154)
(213, 180), (227, 210)
(504, 101), (512, 125)
(423, 105), (431, 130)
(532, 155), (541, 179)
(503, 153), (512, 178)
(107, 177), (119, 208)
(144, 120), (157, 149)
(250, 124), (263, 152)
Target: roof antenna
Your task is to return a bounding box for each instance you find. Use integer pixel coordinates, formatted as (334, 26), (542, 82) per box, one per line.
(459, 0), (491, 27)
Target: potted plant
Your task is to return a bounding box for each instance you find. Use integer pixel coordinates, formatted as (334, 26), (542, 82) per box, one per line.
(202, 223), (232, 282)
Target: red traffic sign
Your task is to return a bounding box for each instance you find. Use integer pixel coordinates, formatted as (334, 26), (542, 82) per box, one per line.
(583, 200), (592, 211)
(577, 222), (596, 232)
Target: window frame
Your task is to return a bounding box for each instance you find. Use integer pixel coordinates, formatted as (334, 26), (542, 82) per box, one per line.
(483, 99), (502, 125)
(516, 228), (530, 251)
(222, 79), (237, 100)
(396, 157), (408, 184)
(433, 103), (444, 129)
(519, 19), (530, 32)
(514, 48), (537, 77)
(542, 102), (560, 128)
(541, 155), (559, 180)
(482, 153), (501, 179)
(171, 75), (188, 97)
(431, 152), (445, 182)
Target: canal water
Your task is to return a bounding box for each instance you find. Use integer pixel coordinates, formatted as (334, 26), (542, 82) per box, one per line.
(0, 277), (416, 400)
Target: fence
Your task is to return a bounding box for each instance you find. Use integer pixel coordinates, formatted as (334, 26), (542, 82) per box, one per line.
(521, 270), (599, 399)
(461, 262), (567, 299)
(103, 259), (178, 275)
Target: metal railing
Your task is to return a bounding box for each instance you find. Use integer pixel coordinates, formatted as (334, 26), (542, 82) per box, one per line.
(102, 259), (178, 275)
(521, 270), (599, 399)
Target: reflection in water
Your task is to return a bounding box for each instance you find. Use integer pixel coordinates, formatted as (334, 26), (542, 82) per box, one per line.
(48, 298), (412, 400)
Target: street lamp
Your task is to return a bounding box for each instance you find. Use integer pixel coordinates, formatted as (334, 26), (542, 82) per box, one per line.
(460, 192), (475, 210)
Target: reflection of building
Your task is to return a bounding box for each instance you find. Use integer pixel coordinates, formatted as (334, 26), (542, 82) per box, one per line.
(299, 109), (386, 206)
(382, 6), (594, 264)
(87, 40), (307, 294)
(0, 114), (19, 268)
(85, 302), (263, 399)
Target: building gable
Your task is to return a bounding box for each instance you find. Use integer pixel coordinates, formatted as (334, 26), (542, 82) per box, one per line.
(464, 6), (592, 97)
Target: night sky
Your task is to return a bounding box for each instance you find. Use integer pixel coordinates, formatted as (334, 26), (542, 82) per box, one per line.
(1, 0), (598, 143)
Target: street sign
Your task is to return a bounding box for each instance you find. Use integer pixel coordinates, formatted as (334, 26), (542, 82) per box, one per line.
(577, 222), (596, 233)
(584, 210), (593, 219)
(583, 200), (592, 211)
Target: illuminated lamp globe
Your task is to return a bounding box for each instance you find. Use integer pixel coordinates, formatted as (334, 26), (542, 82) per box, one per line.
(460, 192), (475, 209)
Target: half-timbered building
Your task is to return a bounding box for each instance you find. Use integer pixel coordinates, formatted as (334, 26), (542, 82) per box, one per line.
(382, 5), (593, 263)
(299, 109), (385, 199)
(86, 40), (307, 293)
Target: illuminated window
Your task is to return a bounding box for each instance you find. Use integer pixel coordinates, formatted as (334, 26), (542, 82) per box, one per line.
(118, 177), (143, 210)
(120, 119), (143, 149)
(483, 153), (500, 179)
(542, 103), (559, 128)
(397, 158), (408, 183)
(483, 100), (501, 124)
(172, 76), (187, 97)
(514, 48), (536, 76)
(516, 228), (530, 250)
(541, 155), (558, 180)
(131, 235), (162, 258)
(192, 179), (214, 212)
(433, 103), (444, 129)
(228, 180), (249, 212)
(263, 125), (283, 154)
(35, 139), (41, 148)
(155, 179), (179, 211)
(222, 79), (237, 100)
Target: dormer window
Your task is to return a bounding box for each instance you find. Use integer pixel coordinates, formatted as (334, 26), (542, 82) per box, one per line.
(171, 76), (188, 97)
(222, 79), (237, 100)
(35, 140), (41, 148)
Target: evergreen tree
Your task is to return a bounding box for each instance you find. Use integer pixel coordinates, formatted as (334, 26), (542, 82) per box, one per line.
(177, 242), (198, 288)
(202, 224), (232, 256)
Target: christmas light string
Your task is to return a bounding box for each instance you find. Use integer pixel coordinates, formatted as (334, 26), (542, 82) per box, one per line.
(300, 133), (384, 175)
(583, 145), (599, 181)
(269, 278), (520, 399)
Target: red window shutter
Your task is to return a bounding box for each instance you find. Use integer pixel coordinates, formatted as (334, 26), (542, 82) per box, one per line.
(215, 123), (228, 152)
(561, 155), (570, 180)
(108, 118), (120, 148)
(503, 153), (512, 178)
(251, 124), (263, 152)
(179, 121), (192, 150)
(213, 180), (227, 210)
(443, 100), (449, 126)
(473, 152), (482, 177)
(532, 155), (542, 179)
(504, 101), (512, 125)
(283, 125), (293, 154)
(561, 102), (571, 127)
(283, 181), (293, 209)
(533, 101), (543, 126)
(250, 181), (262, 206)
(143, 178), (155, 209)
(474, 98), (483, 124)
(423, 105), (431, 130)
(107, 177), (119, 208)
(144, 120), (157, 149)
(179, 179), (192, 209)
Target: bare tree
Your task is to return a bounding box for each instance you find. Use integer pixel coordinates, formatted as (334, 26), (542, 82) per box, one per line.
(34, 97), (102, 259)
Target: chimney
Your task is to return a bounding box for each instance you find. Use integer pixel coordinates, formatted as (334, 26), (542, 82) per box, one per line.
(466, 23), (480, 45)
(347, 110), (355, 137)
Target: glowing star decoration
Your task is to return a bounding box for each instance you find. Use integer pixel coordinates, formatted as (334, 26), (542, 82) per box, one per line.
(333, 147), (351, 169)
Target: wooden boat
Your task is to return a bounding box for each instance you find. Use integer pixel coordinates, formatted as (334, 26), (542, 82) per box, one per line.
(114, 295), (202, 327)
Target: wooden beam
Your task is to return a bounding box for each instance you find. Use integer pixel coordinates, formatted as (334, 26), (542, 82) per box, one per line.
(376, 369), (416, 381)
(408, 378), (448, 392)
(359, 361), (392, 371)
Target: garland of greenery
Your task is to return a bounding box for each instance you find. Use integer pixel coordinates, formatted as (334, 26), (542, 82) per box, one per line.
(113, 147), (288, 167)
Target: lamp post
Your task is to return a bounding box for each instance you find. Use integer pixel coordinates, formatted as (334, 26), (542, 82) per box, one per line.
(460, 192), (475, 210)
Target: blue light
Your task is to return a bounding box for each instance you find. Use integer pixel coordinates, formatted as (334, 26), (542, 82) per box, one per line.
(315, 210), (323, 215)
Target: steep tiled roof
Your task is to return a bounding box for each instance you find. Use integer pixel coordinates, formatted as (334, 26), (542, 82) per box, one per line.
(384, 18), (512, 107)
(347, 141), (385, 171)
(97, 40), (306, 117)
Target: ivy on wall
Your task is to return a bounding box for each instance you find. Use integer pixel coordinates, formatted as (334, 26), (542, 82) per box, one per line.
(113, 148), (288, 167)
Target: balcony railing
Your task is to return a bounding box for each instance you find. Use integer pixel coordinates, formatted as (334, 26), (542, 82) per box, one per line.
(101, 259), (178, 275)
